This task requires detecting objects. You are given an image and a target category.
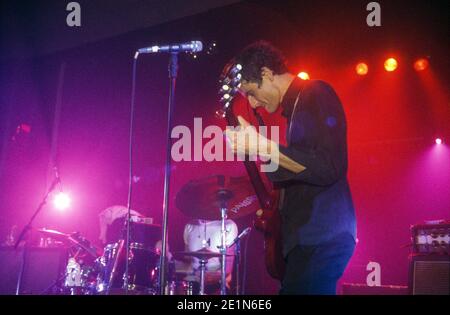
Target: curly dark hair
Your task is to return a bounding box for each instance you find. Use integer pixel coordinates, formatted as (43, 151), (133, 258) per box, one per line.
(232, 40), (289, 86)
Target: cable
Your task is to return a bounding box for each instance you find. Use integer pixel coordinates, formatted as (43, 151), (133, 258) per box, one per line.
(241, 227), (251, 294)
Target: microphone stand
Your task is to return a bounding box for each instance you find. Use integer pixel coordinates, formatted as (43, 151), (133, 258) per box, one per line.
(14, 176), (59, 295)
(14, 177), (59, 250)
(235, 238), (241, 295)
(158, 52), (178, 295)
(229, 227), (251, 295)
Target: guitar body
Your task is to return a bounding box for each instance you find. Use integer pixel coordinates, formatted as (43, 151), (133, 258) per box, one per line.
(254, 190), (285, 281)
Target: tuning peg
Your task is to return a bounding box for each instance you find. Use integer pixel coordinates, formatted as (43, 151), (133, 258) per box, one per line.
(219, 84), (230, 95)
(215, 109), (226, 118)
(220, 94), (232, 104)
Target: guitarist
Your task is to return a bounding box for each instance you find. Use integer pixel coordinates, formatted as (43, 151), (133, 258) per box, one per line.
(224, 41), (356, 295)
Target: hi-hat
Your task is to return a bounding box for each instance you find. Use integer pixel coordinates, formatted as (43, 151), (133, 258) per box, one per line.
(174, 249), (233, 260)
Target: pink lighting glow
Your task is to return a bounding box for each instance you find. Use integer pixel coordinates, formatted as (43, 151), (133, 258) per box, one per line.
(53, 192), (71, 210)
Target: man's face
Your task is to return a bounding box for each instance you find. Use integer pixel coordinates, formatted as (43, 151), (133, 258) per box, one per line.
(238, 68), (281, 113)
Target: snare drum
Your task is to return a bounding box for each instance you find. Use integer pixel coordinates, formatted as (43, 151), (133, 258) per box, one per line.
(63, 257), (98, 295)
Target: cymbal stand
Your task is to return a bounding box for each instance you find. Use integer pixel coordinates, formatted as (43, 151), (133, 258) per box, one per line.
(220, 205), (227, 295)
(198, 258), (207, 295)
(217, 188), (232, 295)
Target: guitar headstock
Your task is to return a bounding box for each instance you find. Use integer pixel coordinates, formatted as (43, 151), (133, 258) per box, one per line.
(216, 63), (243, 119)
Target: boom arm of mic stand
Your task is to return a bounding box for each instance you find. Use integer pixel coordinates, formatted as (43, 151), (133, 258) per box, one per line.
(14, 177), (59, 250)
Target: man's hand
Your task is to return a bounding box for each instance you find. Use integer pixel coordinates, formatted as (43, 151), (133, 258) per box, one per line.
(224, 115), (306, 174)
(224, 116), (279, 160)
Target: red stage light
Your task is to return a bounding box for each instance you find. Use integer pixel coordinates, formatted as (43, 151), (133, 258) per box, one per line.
(355, 63), (368, 75)
(297, 72), (310, 80)
(435, 138), (442, 145)
(414, 58), (429, 72)
(384, 58), (398, 72)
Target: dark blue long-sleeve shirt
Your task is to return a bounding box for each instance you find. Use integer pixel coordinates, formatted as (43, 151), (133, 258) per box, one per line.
(267, 77), (357, 257)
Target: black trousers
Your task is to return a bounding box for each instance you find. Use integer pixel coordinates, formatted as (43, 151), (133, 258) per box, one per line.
(280, 232), (355, 295)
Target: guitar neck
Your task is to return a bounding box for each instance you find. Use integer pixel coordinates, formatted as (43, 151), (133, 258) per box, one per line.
(226, 112), (272, 210)
(243, 160), (272, 209)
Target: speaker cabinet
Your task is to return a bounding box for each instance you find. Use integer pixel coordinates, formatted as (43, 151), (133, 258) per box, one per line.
(0, 246), (23, 294)
(0, 246), (67, 295)
(409, 254), (450, 295)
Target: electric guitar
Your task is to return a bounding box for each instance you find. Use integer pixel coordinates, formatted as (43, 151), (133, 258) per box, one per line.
(218, 63), (285, 280)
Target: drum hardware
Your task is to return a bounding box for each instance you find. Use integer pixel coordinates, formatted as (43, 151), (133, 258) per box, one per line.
(166, 280), (199, 295)
(199, 258), (207, 295)
(218, 188), (231, 295)
(174, 249), (232, 295)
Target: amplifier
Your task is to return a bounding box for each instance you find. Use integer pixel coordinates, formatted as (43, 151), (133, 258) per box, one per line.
(0, 246), (23, 294)
(411, 220), (450, 254)
(0, 246), (67, 295)
(409, 254), (450, 295)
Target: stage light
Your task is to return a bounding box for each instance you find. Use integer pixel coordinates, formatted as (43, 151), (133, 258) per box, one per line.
(414, 58), (429, 72)
(355, 63), (368, 75)
(384, 58), (398, 72)
(435, 138), (442, 145)
(53, 192), (71, 210)
(297, 72), (310, 80)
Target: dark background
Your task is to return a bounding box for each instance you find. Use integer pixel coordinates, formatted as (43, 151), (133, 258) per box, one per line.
(0, 0), (448, 294)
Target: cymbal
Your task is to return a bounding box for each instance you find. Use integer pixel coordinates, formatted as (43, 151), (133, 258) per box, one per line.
(37, 228), (98, 257)
(68, 232), (99, 258)
(174, 249), (232, 260)
(37, 228), (70, 241)
(175, 175), (260, 220)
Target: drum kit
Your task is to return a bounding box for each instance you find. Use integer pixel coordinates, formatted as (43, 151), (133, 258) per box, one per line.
(37, 175), (258, 295)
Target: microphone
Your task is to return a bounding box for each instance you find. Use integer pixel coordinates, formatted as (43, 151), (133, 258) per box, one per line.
(137, 41), (203, 54)
(229, 227), (252, 247)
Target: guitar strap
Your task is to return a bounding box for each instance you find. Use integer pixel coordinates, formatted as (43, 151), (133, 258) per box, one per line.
(251, 84), (304, 212)
(279, 87), (304, 211)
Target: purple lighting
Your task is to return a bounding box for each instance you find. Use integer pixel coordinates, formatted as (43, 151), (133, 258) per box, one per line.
(53, 192), (71, 210)
(435, 138), (442, 145)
